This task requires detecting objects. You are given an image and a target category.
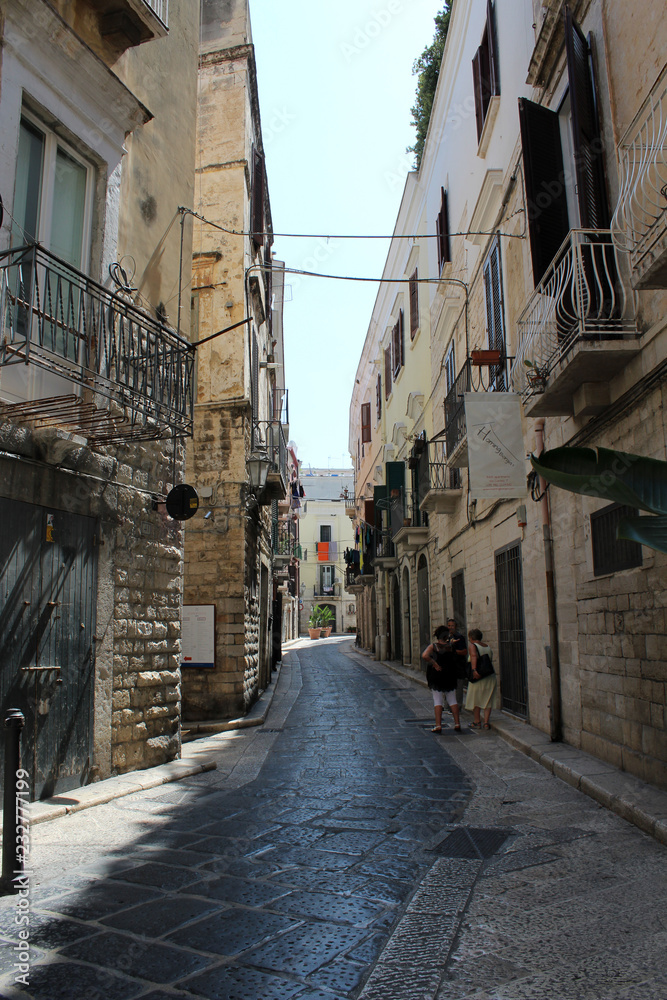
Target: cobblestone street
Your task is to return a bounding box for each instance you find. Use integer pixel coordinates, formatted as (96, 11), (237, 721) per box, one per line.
(1, 636), (665, 1000)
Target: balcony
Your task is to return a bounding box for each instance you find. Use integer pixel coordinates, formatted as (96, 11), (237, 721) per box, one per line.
(510, 231), (640, 417)
(254, 419), (288, 502)
(444, 355), (512, 467)
(0, 244), (193, 442)
(419, 440), (463, 514)
(273, 521), (298, 566)
(611, 65), (667, 289)
(94, 0), (169, 46)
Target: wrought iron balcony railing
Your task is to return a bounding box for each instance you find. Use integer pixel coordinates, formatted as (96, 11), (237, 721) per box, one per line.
(444, 354), (512, 461)
(253, 419), (288, 501)
(0, 244), (193, 442)
(611, 65), (667, 287)
(273, 521), (298, 559)
(143, 0), (168, 26)
(510, 230), (639, 397)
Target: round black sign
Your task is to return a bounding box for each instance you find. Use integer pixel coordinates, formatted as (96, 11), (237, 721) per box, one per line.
(165, 484), (199, 521)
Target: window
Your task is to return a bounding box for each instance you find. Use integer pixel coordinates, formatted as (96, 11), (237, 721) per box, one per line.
(472, 0), (500, 143)
(444, 342), (456, 394)
(483, 239), (506, 390)
(251, 147), (265, 250)
(519, 8), (609, 285)
(320, 564), (335, 593)
(376, 373), (382, 421)
(435, 188), (450, 273)
(384, 346), (392, 399)
(409, 269), (419, 338)
(320, 525), (332, 543)
(591, 504), (643, 577)
(13, 113), (93, 271)
(361, 402), (371, 443)
(392, 310), (404, 379)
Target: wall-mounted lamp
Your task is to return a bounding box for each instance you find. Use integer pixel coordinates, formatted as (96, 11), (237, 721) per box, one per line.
(247, 449), (271, 493)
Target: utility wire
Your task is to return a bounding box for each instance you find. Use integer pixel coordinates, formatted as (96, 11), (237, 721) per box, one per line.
(179, 206), (526, 243)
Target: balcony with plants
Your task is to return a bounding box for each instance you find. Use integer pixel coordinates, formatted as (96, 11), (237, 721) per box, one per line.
(611, 64), (667, 290)
(417, 438), (463, 514)
(0, 243), (193, 443)
(510, 230), (640, 417)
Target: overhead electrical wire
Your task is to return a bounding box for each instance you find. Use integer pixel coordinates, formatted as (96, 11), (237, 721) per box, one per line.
(179, 206), (526, 243)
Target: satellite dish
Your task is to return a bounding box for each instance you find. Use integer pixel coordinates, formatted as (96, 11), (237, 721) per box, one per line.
(165, 484), (199, 521)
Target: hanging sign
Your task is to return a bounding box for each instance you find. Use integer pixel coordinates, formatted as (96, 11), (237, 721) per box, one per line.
(464, 392), (527, 500)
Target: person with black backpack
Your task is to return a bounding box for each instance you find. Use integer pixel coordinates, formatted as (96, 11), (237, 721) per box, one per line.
(465, 628), (499, 730)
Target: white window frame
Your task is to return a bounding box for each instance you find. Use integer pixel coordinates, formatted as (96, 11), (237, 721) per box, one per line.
(17, 106), (95, 270)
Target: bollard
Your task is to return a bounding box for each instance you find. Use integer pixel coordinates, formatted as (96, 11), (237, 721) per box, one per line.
(1, 709), (26, 895)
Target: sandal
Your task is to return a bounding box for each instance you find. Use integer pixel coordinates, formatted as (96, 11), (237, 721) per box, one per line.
(431, 727), (442, 733)
(484, 723), (491, 730)
(454, 725), (461, 732)
(471, 722), (481, 729)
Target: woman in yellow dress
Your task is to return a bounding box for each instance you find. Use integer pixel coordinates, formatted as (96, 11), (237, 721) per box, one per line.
(465, 628), (499, 730)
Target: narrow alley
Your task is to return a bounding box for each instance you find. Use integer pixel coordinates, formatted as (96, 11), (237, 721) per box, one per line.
(1, 637), (665, 1000)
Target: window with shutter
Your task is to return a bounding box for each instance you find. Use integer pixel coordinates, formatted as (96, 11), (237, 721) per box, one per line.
(444, 342), (456, 394)
(251, 148), (265, 250)
(384, 346), (392, 399)
(409, 269), (419, 338)
(483, 239), (506, 390)
(376, 373), (382, 421)
(564, 8), (609, 230)
(361, 402), (371, 443)
(251, 331), (259, 424)
(435, 188), (450, 272)
(392, 311), (404, 379)
(519, 97), (570, 286)
(472, 0), (500, 142)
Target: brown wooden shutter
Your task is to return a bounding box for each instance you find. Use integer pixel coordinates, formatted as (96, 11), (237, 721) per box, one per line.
(472, 49), (484, 142)
(484, 241), (506, 390)
(376, 373), (382, 420)
(399, 309), (405, 368)
(384, 346), (392, 398)
(361, 402), (371, 443)
(518, 97), (570, 286)
(409, 269), (419, 339)
(251, 148), (265, 249)
(487, 0), (499, 98)
(436, 188), (450, 272)
(565, 8), (609, 230)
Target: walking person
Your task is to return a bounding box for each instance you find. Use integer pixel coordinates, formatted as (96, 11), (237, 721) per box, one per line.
(465, 628), (499, 730)
(422, 626), (461, 733)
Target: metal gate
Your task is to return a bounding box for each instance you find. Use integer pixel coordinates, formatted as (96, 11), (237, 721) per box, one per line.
(0, 498), (98, 800)
(392, 574), (402, 662)
(495, 542), (528, 717)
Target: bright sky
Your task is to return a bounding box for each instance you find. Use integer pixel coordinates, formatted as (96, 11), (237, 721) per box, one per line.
(250, 0), (443, 469)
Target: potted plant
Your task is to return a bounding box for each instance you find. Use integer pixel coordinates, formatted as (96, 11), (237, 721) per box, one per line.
(318, 605), (335, 637)
(307, 607), (322, 640)
(523, 358), (548, 389)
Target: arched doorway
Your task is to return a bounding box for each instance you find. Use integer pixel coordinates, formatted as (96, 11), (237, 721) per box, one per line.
(401, 566), (411, 666)
(392, 574), (402, 662)
(417, 554), (430, 654)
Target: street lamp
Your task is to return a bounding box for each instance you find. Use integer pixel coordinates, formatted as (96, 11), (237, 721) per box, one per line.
(247, 449), (271, 494)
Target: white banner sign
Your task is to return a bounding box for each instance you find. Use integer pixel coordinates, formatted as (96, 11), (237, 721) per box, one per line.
(181, 605), (215, 668)
(464, 392), (527, 500)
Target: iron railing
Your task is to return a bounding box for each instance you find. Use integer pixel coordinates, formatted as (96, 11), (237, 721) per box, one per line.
(0, 244), (193, 442)
(425, 439), (462, 492)
(273, 520), (298, 559)
(444, 356), (511, 459)
(253, 419), (288, 484)
(143, 0), (169, 28)
(510, 230), (638, 395)
(611, 65), (667, 260)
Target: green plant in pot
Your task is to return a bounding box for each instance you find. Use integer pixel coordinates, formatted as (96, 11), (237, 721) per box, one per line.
(317, 605), (335, 636)
(308, 606), (323, 639)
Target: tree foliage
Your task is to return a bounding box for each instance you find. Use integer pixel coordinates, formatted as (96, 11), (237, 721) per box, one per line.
(408, 4), (452, 169)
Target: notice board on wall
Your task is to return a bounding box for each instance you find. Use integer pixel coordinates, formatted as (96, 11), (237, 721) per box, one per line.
(181, 605), (215, 668)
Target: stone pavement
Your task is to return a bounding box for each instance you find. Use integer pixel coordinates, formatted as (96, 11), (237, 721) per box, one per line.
(0, 636), (665, 999)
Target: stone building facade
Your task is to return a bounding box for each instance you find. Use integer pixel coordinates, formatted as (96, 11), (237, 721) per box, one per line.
(181, 0), (288, 723)
(348, 0), (667, 788)
(0, 0), (199, 797)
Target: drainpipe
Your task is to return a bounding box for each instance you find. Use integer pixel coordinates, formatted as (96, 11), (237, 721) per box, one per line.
(535, 419), (562, 741)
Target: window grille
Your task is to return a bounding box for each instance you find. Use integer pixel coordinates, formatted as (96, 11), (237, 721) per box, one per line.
(590, 503), (643, 576)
